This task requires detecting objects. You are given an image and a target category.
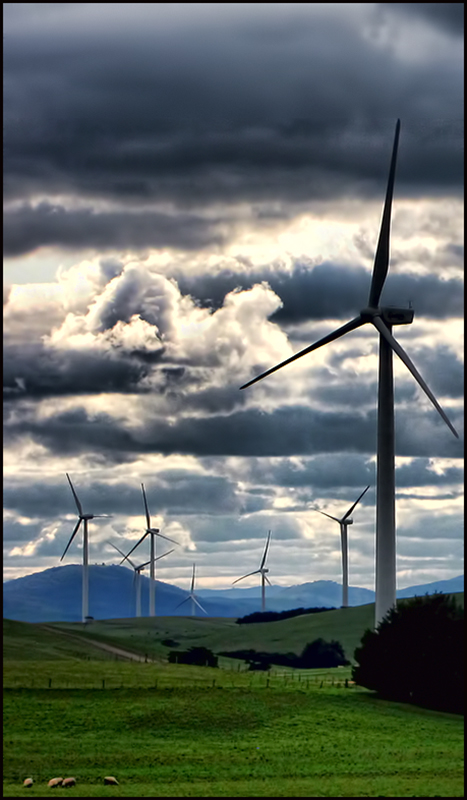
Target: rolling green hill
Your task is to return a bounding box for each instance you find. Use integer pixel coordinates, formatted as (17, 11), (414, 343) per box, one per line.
(5, 591), (463, 666)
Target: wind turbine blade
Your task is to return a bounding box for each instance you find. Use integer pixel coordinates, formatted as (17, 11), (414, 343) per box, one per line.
(315, 510), (341, 523)
(154, 530), (180, 546)
(372, 316), (459, 439)
(260, 531), (271, 569)
(137, 559), (151, 570)
(60, 519), (82, 561)
(265, 575), (272, 586)
(91, 514), (112, 518)
(342, 485), (371, 521)
(141, 483), (151, 529)
(240, 316), (365, 390)
(121, 532), (149, 564)
(174, 596), (190, 611)
(192, 595), (208, 614)
(191, 563), (196, 593)
(107, 541), (136, 569)
(66, 473), (83, 516)
(154, 548), (174, 563)
(367, 119), (400, 309)
(232, 570), (260, 585)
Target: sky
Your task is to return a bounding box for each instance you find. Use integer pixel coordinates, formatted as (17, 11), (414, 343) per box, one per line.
(3, 3), (464, 594)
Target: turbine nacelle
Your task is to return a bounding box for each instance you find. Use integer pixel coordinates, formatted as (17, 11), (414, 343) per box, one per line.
(380, 307), (414, 326)
(345, 517), (353, 526)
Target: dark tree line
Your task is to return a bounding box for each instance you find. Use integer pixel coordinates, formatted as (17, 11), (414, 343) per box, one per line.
(352, 593), (463, 714)
(220, 638), (349, 670)
(236, 606), (335, 624)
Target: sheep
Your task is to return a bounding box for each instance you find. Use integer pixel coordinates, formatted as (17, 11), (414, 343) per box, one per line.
(47, 777), (63, 788)
(103, 776), (119, 785)
(62, 777), (77, 788)
(23, 778), (33, 788)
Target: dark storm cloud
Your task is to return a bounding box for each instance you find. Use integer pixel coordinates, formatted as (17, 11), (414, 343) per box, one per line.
(381, 3), (464, 36)
(3, 471), (242, 520)
(5, 402), (462, 461)
(175, 262), (464, 322)
(3, 3), (463, 257)
(3, 341), (154, 399)
(240, 454), (462, 497)
(3, 202), (226, 258)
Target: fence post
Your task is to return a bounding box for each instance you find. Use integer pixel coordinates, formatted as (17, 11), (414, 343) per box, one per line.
(102, 679), (105, 689)
(48, 678), (52, 688)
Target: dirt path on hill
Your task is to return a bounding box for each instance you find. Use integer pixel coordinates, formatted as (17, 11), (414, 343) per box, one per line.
(39, 624), (156, 662)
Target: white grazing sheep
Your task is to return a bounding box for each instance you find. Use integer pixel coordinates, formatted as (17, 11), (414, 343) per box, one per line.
(62, 777), (77, 788)
(104, 776), (119, 785)
(48, 777), (63, 788)
(23, 778), (33, 788)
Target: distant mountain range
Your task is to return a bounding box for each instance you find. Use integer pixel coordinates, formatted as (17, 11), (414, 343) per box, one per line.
(3, 566), (463, 623)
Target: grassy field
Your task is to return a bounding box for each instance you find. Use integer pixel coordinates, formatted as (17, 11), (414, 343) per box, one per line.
(43, 590), (464, 667)
(4, 601), (464, 797)
(46, 603), (377, 664)
(4, 669), (464, 797)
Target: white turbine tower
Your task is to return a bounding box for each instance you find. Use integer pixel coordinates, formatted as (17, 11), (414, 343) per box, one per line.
(314, 485), (370, 608)
(174, 564), (207, 616)
(240, 119), (459, 626)
(60, 473), (111, 623)
(122, 483), (179, 617)
(233, 531), (272, 613)
(108, 541), (174, 617)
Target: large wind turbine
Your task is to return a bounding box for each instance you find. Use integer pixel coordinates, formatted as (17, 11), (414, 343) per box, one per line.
(240, 120), (458, 626)
(314, 485), (370, 608)
(60, 473), (111, 623)
(122, 483), (179, 617)
(108, 541), (174, 617)
(174, 564), (207, 616)
(233, 531), (272, 612)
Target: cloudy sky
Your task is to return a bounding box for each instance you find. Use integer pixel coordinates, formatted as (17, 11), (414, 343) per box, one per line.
(4, 3), (463, 595)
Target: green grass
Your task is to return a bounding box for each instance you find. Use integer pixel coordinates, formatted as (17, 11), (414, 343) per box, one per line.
(4, 677), (464, 797)
(4, 598), (464, 797)
(3, 620), (116, 662)
(46, 604), (376, 664)
(44, 591), (464, 666)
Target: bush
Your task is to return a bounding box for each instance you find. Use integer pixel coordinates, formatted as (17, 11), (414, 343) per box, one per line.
(168, 646), (218, 667)
(352, 593), (464, 714)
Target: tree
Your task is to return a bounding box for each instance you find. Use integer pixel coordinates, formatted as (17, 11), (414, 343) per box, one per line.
(352, 593), (463, 713)
(300, 638), (349, 668)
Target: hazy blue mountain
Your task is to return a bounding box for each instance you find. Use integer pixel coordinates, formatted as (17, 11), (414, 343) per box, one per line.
(396, 575), (464, 598)
(3, 566), (463, 623)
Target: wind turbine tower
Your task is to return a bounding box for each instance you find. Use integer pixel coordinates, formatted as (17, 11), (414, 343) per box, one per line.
(233, 531), (272, 612)
(315, 485), (370, 608)
(240, 120), (458, 627)
(61, 473), (111, 623)
(122, 484), (179, 617)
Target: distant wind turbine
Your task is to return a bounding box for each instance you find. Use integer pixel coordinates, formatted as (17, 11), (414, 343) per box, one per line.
(108, 541), (174, 618)
(233, 531), (272, 612)
(240, 120), (458, 626)
(60, 473), (111, 623)
(314, 486), (370, 608)
(121, 483), (179, 616)
(174, 564), (207, 616)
